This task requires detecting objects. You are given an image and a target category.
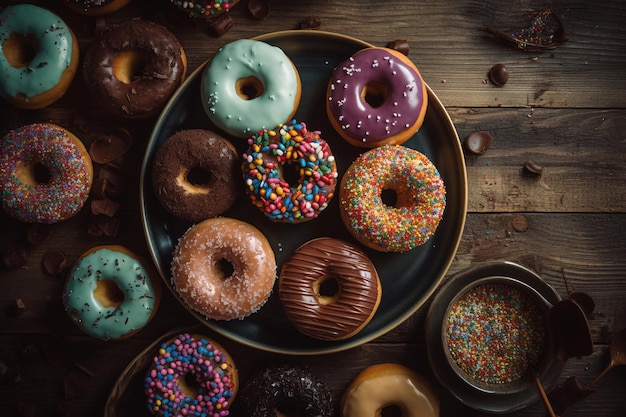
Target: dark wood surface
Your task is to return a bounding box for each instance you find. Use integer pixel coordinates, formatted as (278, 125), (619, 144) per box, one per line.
(1, 0), (625, 416)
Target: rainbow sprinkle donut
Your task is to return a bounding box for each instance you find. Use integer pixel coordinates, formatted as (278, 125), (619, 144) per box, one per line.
(339, 145), (446, 252)
(0, 123), (93, 223)
(144, 333), (238, 417)
(242, 120), (338, 223)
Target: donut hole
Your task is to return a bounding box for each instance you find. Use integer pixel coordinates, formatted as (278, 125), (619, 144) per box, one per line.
(381, 188), (398, 208)
(380, 404), (404, 417)
(314, 276), (341, 305)
(235, 76), (264, 100)
(273, 400), (304, 417)
(93, 280), (124, 308)
(216, 258), (235, 280)
(361, 81), (388, 109)
(16, 161), (51, 186)
(178, 370), (201, 399)
(2, 32), (39, 68)
(281, 163), (302, 188)
(112, 49), (147, 84)
(187, 167), (212, 189)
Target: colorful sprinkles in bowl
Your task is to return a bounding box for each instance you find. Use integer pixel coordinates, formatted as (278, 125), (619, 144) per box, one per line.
(445, 283), (547, 384)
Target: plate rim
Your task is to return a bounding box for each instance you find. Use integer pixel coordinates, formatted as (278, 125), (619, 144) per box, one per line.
(140, 29), (468, 355)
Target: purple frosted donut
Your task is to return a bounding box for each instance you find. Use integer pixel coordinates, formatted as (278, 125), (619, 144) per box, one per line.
(326, 47), (428, 148)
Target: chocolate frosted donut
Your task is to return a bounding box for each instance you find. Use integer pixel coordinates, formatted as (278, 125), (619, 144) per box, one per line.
(279, 237), (381, 340)
(151, 129), (241, 222)
(83, 19), (187, 119)
(240, 365), (333, 417)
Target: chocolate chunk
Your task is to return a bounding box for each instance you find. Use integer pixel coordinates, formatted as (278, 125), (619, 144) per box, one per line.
(386, 39), (410, 56)
(464, 131), (493, 155)
(42, 251), (67, 276)
(2, 244), (28, 270)
(524, 160), (543, 175)
(91, 198), (120, 217)
(300, 16), (321, 30)
(488, 63), (508, 86)
(97, 165), (131, 196)
(511, 214), (529, 232)
(88, 215), (120, 238)
(89, 128), (133, 165)
(205, 13), (233, 37)
(25, 223), (50, 245)
(248, 0), (270, 19)
(15, 298), (26, 315)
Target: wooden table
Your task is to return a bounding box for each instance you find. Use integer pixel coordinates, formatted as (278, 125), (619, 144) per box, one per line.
(1, 0), (625, 416)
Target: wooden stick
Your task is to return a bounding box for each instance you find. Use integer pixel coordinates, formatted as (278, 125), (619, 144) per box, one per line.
(535, 374), (559, 417)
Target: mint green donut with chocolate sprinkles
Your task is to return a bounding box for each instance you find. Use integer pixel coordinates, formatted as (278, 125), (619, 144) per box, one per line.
(63, 245), (161, 341)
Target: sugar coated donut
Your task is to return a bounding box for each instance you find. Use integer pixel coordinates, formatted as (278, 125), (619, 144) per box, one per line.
(201, 39), (301, 138)
(169, 0), (239, 18)
(326, 47), (428, 148)
(0, 123), (93, 224)
(242, 120), (338, 223)
(151, 129), (241, 223)
(0, 4), (79, 109)
(144, 333), (238, 417)
(171, 217), (277, 320)
(83, 19), (187, 119)
(240, 365), (333, 417)
(339, 145), (446, 252)
(63, 245), (161, 341)
(279, 237), (381, 340)
(341, 363), (440, 417)
(63, 0), (131, 15)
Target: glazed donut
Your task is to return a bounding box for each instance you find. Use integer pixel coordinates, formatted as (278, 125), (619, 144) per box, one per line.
(339, 145), (446, 252)
(171, 217), (277, 320)
(62, 245), (161, 341)
(0, 123), (93, 224)
(0, 4), (79, 109)
(341, 363), (440, 417)
(83, 19), (187, 119)
(151, 129), (241, 222)
(169, 0), (240, 18)
(201, 39), (301, 138)
(144, 333), (238, 417)
(240, 365), (333, 417)
(326, 47), (428, 148)
(63, 0), (131, 15)
(242, 120), (338, 223)
(279, 238), (381, 340)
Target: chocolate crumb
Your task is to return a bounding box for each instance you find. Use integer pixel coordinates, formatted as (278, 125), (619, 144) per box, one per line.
(15, 298), (26, 315)
(42, 251), (67, 276)
(524, 160), (543, 175)
(248, 0), (270, 19)
(488, 63), (509, 86)
(386, 39), (410, 56)
(25, 223), (50, 245)
(2, 244), (28, 270)
(511, 215), (529, 232)
(464, 131), (493, 155)
(205, 13), (233, 37)
(91, 198), (120, 217)
(300, 17), (321, 30)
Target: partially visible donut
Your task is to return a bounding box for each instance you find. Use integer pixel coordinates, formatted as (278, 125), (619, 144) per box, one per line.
(83, 19), (187, 119)
(240, 365), (333, 417)
(279, 237), (381, 340)
(339, 145), (446, 252)
(168, 0), (240, 18)
(0, 4), (80, 109)
(242, 120), (338, 223)
(326, 47), (428, 148)
(63, 0), (131, 15)
(171, 217), (277, 320)
(63, 245), (161, 341)
(144, 333), (238, 417)
(0, 123), (93, 224)
(151, 129), (241, 222)
(341, 363), (440, 417)
(201, 39), (301, 138)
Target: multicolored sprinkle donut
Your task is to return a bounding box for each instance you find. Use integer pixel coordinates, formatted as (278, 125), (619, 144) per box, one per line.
(326, 47), (428, 148)
(169, 0), (238, 18)
(242, 120), (338, 223)
(339, 145), (446, 252)
(0, 4), (80, 109)
(144, 333), (238, 417)
(0, 123), (93, 224)
(201, 39), (301, 138)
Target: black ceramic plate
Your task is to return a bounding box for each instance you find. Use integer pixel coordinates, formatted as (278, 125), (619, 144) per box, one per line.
(140, 30), (467, 354)
(425, 261), (565, 413)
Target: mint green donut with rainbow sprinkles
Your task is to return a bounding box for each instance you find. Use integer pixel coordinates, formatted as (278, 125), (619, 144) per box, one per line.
(201, 39), (301, 138)
(63, 246), (161, 341)
(0, 4), (79, 109)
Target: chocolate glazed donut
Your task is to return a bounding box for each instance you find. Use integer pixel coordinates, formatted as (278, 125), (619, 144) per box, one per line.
(83, 19), (187, 119)
(240, 365), (333, 417)
(151, 129), (241, 222)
